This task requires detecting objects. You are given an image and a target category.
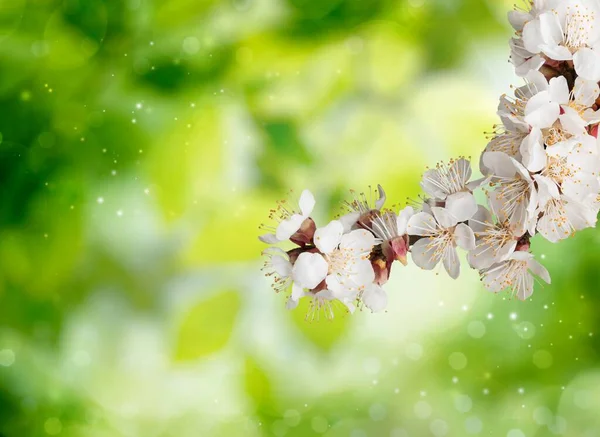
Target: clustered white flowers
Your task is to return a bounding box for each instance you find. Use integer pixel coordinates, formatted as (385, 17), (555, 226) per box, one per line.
(260, 0), (600, 318)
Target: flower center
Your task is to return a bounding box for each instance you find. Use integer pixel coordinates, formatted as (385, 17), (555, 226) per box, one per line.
(543, 155), (576, 184)
(563, 6), (596, 51)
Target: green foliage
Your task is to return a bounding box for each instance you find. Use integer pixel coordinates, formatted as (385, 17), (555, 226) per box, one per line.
(174, 291), (241, 361)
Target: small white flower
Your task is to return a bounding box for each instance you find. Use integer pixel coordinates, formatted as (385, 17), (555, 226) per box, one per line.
(420, 158), (481, 222)
(407, 207), (476, 279)
(510, 37), (546, 77)
(482, 151), (538, 235)
(262, 247), (293, 293)
(340, 184), (386, 232)
(480, 251), (551, 300)
(534, 175), (598, 242)
(290, 220), (376, 307)
(369, 206), (415, 266)
(546, 76), (600, 135)
(522, 0), (600, 81)
(467, 205), (519, 270)
(497, 70), (556, 131)
(538, 134), (600, 200)
(508, 0), (555, 32)
(259, 189), (316, 243)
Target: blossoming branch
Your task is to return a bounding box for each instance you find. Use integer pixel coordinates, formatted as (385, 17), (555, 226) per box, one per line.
(259, 0), (600, 318)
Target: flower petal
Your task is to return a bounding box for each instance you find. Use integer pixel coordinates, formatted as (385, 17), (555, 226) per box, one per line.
(407, 212), (438, 236)
(520, 128), (547, 172)
(298, 189), (315, 217)
(548, 76), (569, 105)
(276, 214), (306, 241)
(314, 220), (344, 254)
(528, 258), (551, 284)
(362, 285), (388, 313)
(524, 91), (560, 129)
(292, 252), (328, 289)
(259, 233), (280, 244)
(375, 184), (386, 210)
(454, 223), (476, 251)
(410, 238), (440, 270)
(445, 192), (478, 222)
(443, 246), (461, 279)
(340, 229), (375, 253)
(432, 206), (459, 229)
(468, 205), (493, 233)
(574, 47), (600, 82)
(396, 206), (415, 236)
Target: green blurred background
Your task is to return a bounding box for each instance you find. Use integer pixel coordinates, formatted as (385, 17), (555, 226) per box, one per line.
(2, 0), (600, 436)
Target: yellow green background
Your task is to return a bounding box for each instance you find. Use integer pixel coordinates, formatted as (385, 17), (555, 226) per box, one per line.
(1, 0), (600, 436)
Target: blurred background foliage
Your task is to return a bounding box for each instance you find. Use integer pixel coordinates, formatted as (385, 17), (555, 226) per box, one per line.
(2, 0), (600, 436)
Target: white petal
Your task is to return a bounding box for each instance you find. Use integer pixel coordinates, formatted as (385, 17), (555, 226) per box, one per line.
(522, 18), (544, 53)
(286, 296), (299, 310)
(375, 184), (386, 210)
(574, 47), (600, 82)
(539, 10), (563, 46)
(534, 174), (560, 207)
(516, 272), (534, 300)
(548, 76), (569, 104)
(445, 192), (478, 222)
(482, 262), (510, 293)
(298, 189), (315, 217)
(362, 285), (388, 313)
(276, 214), (305, 241)
(515, 55), (545, 77)
(574, 77), (600, 107)
(291, 282), (305, 301)
(559, 107), (587, 135)
(454, 223), (476, 251)
(482, 151), (517, 178)
(271, 255), (292, 277)
(520, 128), (547, 172)
(314, 220), (344, 254)
(443, 246), (461, 279)
(528, 258), (551, 284)
(396, 206), (415, 236)
(524, 91), (560, 129)
(292, 252), (328, 289)
(407, 212), (438, 236)
(508, 10), (530, 31)
(540, 43), (573, 61)
(468, 205), (493, 233)
(340, 229), (375, 253)
(451, 157), (473, 187)
(339, 211), (360, 233)
(410, 238), (441, 270)
(259, 233), (280, 244)
(420, 169), (448, 199)
(432, 206), (459, 229)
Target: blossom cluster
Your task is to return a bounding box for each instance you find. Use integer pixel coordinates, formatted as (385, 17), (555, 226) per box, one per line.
(259, 0), (600, 318)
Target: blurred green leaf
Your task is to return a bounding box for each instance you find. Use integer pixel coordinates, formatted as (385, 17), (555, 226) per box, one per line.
(244, 357), (273, 410)
(174, 291), (241, 361)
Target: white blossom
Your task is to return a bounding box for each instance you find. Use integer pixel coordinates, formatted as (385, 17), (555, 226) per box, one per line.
(482, 151), (538, 235)
(468, 204), (520, 270)
(407, 207), (476, 279)
(290, 220), (376, 309)
(259, 189), (316, 243)
(480, 252), (551, 300)
(420, 158), (481, 222)
(522, 0), (600, 81)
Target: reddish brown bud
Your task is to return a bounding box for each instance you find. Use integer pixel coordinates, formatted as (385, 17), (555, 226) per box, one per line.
(382, 236), (409, 266)
(290, 217), (316, 246)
